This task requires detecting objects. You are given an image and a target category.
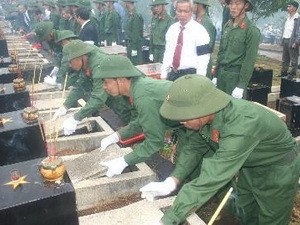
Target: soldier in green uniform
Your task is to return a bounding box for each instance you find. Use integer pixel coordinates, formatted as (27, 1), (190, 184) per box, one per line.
(66, 0), (81, 34)
(193, 0), (216, 78)
(54, 30), (79, 88)
(97, 55), (195, 178)
(56, 0), (68, 30)
(92, 0), (107, 46)
(212, 0), (260, 99)
(43, 0), (61, 30)
(149, 0), (174, 63)
(140, 75), (300, 225)
(122, 0), (144, 65)
(103, 0), (121, 46)
(34, 22), (78, 86)
(52, 40), (133, 135)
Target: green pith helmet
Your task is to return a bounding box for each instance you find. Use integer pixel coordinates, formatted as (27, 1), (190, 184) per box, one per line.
(122, 0), (137, 2)
(44, 0), (56, 7)
(193, 0), (211, 6)
(34, 21), (54, 41)
(76, 0), (92, 9)
(225, 0), (253, 11)
(149, 0), (168, 6)
(64, 0), (78, 6)
(63, 40), (94, 61)
(103, 0), (117, 2)
(55, 30), (78, 43)
(93, 0), (106, 4)
(160, 75), (231, 121)
(56, 0), (67, 6)
(99, 55), (143, 78)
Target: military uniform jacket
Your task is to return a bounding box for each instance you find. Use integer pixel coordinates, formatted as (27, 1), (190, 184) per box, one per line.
(94, 10), (106, 43)
(162, 98), (297, 224)
(118, 76), (175, 165)
(216, 16), (260, 89)
(63, 48), (107, 121)
(104, 9), (121, 43)
(124, 10), (144, 48)
(50, 11), (61, 30)
(150, 12), (174, 47)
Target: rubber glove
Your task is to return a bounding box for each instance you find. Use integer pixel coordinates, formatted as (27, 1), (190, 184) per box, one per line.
(100, 157), (128, 177)
(131, 50), (138, 57)
(149, 54), (154, 62)
(62, 116), (79, 135)
(211, 77), (217, 86)
(52, 106), (67, 121)
(100, 132), (120, 151)
(49, 66), (59, 77)
(139, 177), (177, 201)
(231, 87), (244, 99)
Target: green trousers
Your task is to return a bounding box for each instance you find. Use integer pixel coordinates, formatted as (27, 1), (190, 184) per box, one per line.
(235, 152), (300, 225)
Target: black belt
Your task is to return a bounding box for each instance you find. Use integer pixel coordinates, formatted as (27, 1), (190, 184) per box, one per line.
(171, 68), (196, 75)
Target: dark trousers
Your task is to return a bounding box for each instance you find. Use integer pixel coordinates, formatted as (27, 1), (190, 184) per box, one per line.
(281, 38), (299, 76)
(167, 68), (196, 81)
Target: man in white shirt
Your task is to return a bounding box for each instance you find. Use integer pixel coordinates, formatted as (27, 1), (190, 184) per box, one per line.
(280, 1), (300, 78)
(160, 0), (210, 81)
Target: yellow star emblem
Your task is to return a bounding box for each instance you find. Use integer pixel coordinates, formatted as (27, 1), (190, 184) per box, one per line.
(1, 117), (12, 125)
(4, 175), (30, 189)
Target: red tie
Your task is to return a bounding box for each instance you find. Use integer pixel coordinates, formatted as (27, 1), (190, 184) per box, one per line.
(172, 26), (185, 70)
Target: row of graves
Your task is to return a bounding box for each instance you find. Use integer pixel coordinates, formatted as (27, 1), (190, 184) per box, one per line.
(0, 19), (298, 225)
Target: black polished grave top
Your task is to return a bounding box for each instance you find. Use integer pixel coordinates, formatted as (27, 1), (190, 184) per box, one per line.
(0, 110), (37, 132)
(0, 84), (30, 113)
(0, 158), (79, 225)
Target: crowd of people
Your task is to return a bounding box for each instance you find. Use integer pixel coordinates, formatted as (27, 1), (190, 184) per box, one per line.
(1, 0), (300, 224)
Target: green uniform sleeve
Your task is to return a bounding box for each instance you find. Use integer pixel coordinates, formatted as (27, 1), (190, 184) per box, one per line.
(124, 96), (166, 165)
(56, 54), (69, 84)
(237, 26), (260, 89)
(171, 128), (214, 181)
(63, 74), (91, 109)
(118, 114), (143, 140)
(127, 12), (143, 48)
(73, 75), (108, 121)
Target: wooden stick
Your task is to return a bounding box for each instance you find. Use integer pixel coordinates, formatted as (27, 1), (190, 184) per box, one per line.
(31, 64), (37, 106)
(207, 187), (233, 225)
(38, 119), (45, 142)
(62, 72), (68, 99)
(22, 47), (31, 71)
(38, 64), (43, 83)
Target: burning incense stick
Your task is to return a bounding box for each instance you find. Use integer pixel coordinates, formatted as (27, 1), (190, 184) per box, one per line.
(62, 72), (68, 99)
(38, 64), (43, 84)
(22, 47), (31, 71)
(31, 65), (37, 106)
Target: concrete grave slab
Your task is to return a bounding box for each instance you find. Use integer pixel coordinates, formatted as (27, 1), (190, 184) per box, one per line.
(79, 197), (206, 225)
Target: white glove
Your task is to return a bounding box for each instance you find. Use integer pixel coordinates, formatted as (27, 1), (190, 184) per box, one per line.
(100, 132), (120, 151)
(131, 50), (138, 57)
(100, 41), (106, 46)
(84, 40), (94, 45)
(112, 42), (117, 46)
(44, 75), (57, 85)
(149, 54), (154, 61)
(62, 116), (79, 135)
(52, 106), (67, 121)
(231, 87), (244, 99)
(212, 77), (217, 86)
(100, 157), (128, 177)
(139, 177), (177, 201)
(49, 66), (59, 77)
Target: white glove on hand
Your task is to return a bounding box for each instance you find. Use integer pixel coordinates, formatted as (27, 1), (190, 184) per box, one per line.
(100, 132), (120, 151)
(131, 50), (138, 57)
(149, 54), (154, 62)
(44, 75), (57, 85)
(231, 87), (244, 99)
(84, 40), (94, 45)
(62, 116), (79, 135)
(49, 66), (59, 77)
(211, 77), (217, 86)
(52, 106), (67, 121)
(112, 42), (117, 46)
(139, 177), (177, 201)
(100, 157), (128, 177)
